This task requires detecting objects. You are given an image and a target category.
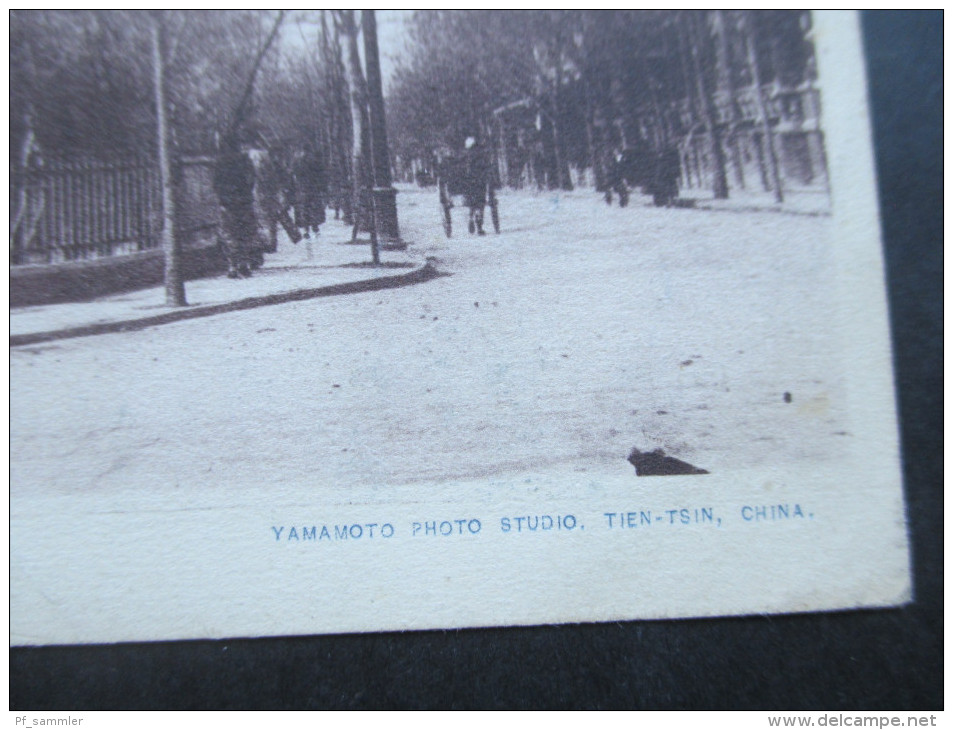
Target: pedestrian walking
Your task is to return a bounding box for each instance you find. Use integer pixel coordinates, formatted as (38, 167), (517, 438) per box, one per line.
(294, 143), (329, 240)
(604, 147), (629, 207)
(213, 134), (259, 278)
(462, 136), (491, 235)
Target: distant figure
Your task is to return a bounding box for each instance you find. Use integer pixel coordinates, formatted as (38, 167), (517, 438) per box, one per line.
(294, 144), (329, 240)
(603, 147), (629, 207)
(214, 134), (259, 278)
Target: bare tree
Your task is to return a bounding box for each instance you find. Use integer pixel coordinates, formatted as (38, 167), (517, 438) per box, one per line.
(225, 10), (286, 139)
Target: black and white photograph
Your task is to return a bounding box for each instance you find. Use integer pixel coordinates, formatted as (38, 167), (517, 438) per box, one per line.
(10, 10), (911, 649)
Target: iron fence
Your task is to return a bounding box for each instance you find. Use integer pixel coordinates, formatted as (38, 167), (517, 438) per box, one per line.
(10, 155), (219, 265)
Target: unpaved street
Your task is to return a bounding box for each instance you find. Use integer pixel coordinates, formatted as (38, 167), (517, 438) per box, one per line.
(11, 187), (845, 506)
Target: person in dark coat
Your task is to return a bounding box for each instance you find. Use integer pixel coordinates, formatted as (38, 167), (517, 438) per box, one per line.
(603, 147), (629, 207)
(293, 144), (329, 240)
(213, 134), (259, 278)
(462, 136), (491, 235)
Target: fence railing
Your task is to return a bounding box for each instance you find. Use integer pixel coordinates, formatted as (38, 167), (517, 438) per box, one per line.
(10, 155), (219, 266)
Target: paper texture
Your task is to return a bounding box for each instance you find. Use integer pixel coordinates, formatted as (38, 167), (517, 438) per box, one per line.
(10, 10), (909, 645)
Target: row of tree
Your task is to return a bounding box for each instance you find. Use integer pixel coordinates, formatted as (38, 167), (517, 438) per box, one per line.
(12, 11), (819, 211)
(386, 10), (820, 199)
(11, 10), (395, 303)
(11, 10), (391, 205)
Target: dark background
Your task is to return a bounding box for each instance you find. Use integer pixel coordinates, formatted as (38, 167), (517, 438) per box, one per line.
(10, 11), (942, 710)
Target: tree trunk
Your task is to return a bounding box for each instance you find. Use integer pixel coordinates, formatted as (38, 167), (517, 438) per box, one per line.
(550, 41), (572, 191)
(583, 82), (601, 191)
(685, 11), (729, 199)
(551, 73), (571, 190)
(497, 117), (510, 188)
(320, 11), (352, 224)
(337, 11), (376, 259)
(11, 122), (36, 263)
(712, 10), (746, 190)
(11, 34), (39, 263)
(742, 11), (783, 203)
(151, 13), (185, 307)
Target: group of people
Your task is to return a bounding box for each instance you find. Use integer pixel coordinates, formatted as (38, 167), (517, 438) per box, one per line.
(213, 135), (329, 279)
(436, 136), (500, 237)
(603, 142), (682, 208)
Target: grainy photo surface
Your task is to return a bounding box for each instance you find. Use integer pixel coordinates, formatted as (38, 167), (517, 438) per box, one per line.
(10, 10), (909, 646)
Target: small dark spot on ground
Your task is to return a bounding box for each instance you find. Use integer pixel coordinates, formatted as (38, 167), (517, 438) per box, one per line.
(681, 359), (693, 367)
(257, 328), (276, 333)
(474, 301), (479, 307)
(784, 392), (792, 403)
(656, 410), (668, 415)
(628, 447), (709, 476)
(333, 384), (341, 388)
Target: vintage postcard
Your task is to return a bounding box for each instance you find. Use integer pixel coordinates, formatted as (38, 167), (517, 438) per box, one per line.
(10, 10), (909, 646)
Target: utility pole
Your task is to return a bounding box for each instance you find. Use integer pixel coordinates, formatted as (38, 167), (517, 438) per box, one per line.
(361, 10), (401, 246)
(150, 11), (186, 306)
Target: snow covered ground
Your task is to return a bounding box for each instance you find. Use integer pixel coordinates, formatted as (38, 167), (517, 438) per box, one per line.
(11, 184), (846, 507)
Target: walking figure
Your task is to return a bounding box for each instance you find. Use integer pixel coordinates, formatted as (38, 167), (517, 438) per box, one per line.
(294, 143), (329, 242)
(603, 147), (630, 208)
(214, 134), (259, 278)
(438, 136), (500, 237)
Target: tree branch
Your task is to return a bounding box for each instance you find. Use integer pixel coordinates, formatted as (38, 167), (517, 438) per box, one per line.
(227, 9), (286, 138)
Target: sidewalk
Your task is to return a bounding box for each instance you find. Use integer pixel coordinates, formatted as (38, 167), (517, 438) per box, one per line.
(675, 186), (831, 217)
(502, 184), (831, 217)
(10, 219), (431, 346)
